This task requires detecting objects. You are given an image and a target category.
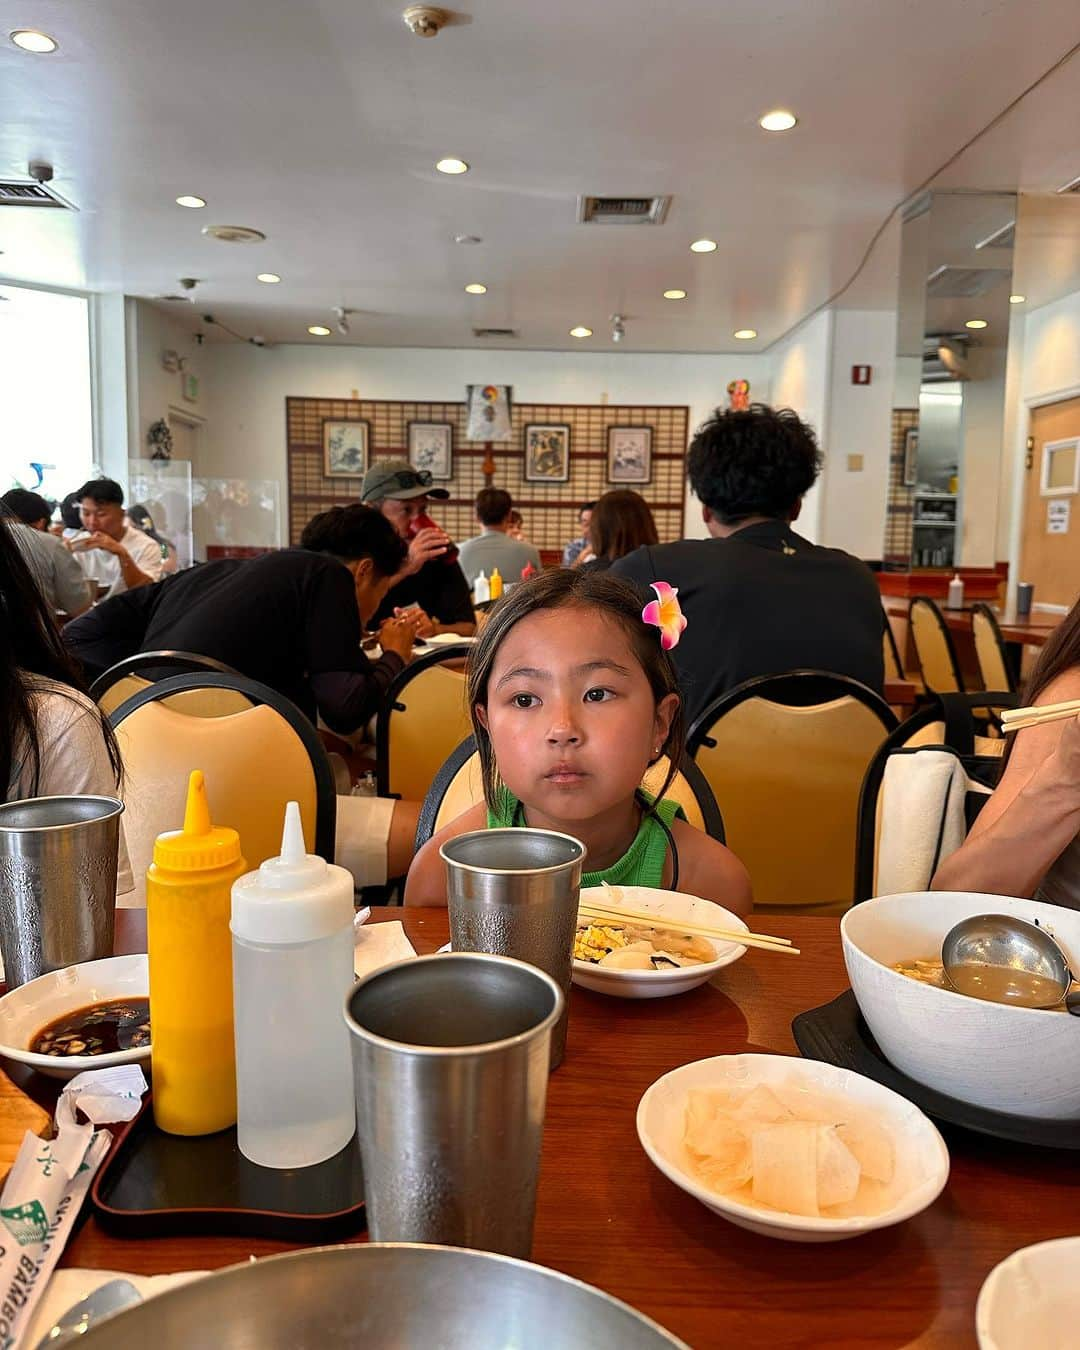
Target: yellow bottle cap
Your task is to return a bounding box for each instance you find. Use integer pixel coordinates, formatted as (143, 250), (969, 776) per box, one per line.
(152, 770), (242, 872)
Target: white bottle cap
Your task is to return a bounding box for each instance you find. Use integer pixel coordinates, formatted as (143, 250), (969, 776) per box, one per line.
(231, 802), (354, 945)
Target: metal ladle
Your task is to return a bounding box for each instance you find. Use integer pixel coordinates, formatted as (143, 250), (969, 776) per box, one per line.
(941, 913), (1080, 1015)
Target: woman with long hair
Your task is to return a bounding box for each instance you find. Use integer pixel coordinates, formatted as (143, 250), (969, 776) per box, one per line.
(933, 596), (1080, 905)
(581, 489), (659, 570)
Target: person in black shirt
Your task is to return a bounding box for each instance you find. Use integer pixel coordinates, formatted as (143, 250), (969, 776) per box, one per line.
(64, 505), (421, 735)
(612, 403), (885, 730)
(360, 460), (476, 637)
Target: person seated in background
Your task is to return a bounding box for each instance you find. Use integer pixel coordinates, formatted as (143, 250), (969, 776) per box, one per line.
(361, 460), (476, 637)
(507, 509), (529, 543)
(457, 488), (543, 590)
(580, 489), (659, 572)
(64, 504), (422, 736)
(932, 599), (1080, 907)
(2, 488), (91, 618)
(128, 504), (179, 575)
(612, 403), (885, 729)
(54, 491), (84, 539)
(562, 501), (596, 567)
(1, 519), (132, 890)
(68, 478), (165, 599)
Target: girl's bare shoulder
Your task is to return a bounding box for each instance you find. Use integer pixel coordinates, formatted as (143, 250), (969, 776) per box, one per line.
(404, 802), (487, 906)
(670, 818), (753, 917)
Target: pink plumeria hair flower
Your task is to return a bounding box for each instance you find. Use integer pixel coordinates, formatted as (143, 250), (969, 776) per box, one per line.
(641, 581), (688, 651)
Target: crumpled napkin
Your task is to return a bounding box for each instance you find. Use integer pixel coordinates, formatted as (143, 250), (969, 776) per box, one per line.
(353, 918), (417, 979)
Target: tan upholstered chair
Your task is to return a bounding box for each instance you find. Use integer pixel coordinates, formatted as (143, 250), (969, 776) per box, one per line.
(110, 672), (335, 906)
(882, 624), (904, 682)
(375, 646), (475, 803)
(688, 672), (896, 913)
(971, 603), (1017, 694)
(93, 652), (253, 719)
(415, 738), (724, 847)
(909, 596), (964, 694)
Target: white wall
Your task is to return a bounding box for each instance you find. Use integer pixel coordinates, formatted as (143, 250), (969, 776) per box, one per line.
(127, 300), (213, 465)
(957, 343), (1008, 567)
(769, 309), (834, 542)
(201, 343), (772, 544)
(1020, 288), (1080, 402)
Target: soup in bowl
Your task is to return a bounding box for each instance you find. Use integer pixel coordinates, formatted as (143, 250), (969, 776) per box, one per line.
(841, 892), (1080, 1120)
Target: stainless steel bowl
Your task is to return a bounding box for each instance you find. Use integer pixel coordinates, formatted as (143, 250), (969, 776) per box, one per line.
(76, 1243), (688, 1348)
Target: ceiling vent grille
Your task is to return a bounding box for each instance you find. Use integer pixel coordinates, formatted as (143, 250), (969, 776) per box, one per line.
(472, 327), (518, 339)
(926, 265), (1010, 299)
(0, 180), (73, 209)
(577, 195), (671, 225)
(975, 221), (1015, 250)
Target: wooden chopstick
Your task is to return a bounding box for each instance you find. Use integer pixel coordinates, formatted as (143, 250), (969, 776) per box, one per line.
(577, 901), (800, 955)
(1001, 698), (1080, 733)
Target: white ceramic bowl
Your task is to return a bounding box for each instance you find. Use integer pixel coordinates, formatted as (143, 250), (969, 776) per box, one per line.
(976, 1237), (1080, 1349)
(842, 891), (1080, 1119)
(0, 954), (149, 1080)
(572, 887), (747, 999)
(636, 1053), (949, 1243)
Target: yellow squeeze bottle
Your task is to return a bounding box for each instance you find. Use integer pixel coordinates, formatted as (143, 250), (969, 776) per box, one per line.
(489, 567), (504, 600)
(146, 770), (246, 1135)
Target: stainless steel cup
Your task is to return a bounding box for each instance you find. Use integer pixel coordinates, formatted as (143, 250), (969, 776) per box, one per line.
(1016, 582), (1034, 616)
(0, 795), (123, 988)
(440, 829), (585, 1069)
(346, 952), (563, 1258)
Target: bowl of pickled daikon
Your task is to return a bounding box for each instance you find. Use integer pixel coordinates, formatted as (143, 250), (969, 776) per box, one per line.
(637, 1054), (948, 1242)
(572, 887), (748, 1000)
(842, 892), (1080, 1119)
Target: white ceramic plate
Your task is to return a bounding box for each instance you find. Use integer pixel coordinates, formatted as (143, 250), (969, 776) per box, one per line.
(976, 1237), (1080, 1350)
(0, 954), (149, 1080)
(572, 887), (747, 999)
(637, 1053), (949, 1243)
(421, 633), (476, 646)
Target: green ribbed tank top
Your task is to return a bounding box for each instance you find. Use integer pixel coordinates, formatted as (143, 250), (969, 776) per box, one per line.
(486, 786), (683, 889)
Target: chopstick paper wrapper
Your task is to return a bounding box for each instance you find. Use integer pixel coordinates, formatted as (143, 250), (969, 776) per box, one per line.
(0, 1066), (146, 1350)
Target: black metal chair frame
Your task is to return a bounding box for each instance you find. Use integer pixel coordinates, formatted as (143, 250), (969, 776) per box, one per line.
(374, 643), (473, 799)
(414, 734), (726, 852)
(109, 671), (337, 863)
(970, 602), (1018, 694)
(909, 595), (966, 695)
(883, 620), (904, 681)
(687, 669), (898, 755)
(852, 689), (1017, 904)
(89, 650), (240, 703)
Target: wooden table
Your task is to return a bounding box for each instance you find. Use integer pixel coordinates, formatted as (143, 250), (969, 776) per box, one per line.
(34, 909), (1080, 1348)
(884, 599), (1060, 648)
(884, 677), (918, 708)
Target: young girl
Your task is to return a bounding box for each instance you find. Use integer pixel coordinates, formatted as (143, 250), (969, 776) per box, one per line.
(406, 569), (752, 914)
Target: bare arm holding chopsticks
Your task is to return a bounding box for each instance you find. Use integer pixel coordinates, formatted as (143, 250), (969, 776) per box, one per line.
(932, 670), (1080, 898)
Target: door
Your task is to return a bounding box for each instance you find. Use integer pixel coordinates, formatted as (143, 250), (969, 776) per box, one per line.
(1023, 398), (1080, 608)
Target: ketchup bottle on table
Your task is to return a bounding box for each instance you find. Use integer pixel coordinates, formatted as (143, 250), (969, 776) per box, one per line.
(408, 510), (458, 564)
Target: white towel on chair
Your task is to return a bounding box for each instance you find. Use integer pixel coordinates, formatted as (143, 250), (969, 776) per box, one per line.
(875, 749), (984, 896)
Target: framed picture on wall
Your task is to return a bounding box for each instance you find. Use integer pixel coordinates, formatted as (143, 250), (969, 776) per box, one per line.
(607, 426), (652, 484)
(902, 427), (919, 487)
(323, 420), (369, 478)
(408, 421), (454, 480)
(524, 423), (571, 483)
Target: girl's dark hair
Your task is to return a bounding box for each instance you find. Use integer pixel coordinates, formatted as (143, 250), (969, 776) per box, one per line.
(588, 489), (659, 562)
(1, 520), (122, 795)
(466, 569), (684, 812)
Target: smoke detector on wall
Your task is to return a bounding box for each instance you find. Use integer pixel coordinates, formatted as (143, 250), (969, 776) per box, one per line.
(201, 225), (267, 244)
(402, 5), (448, 36)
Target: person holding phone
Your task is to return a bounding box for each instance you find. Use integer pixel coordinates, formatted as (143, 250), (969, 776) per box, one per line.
(360, 460), (476, 638)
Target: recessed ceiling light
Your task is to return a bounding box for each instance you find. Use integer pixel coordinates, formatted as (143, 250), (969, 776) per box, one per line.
(733, 328), (758, 340)
(257, 273), (281, 284)
(663, 289), (687, 300)
(759, 109), (798, 132)
(436, 157), (469, 175)
(690, 239), (718, 253)
(464, 282), (487, 295)
(10, 29), (57, 52)
(569, 326), (593, 338)
(965, 319), (988, 329)
(175, 194), (206, 209)
(308, 325), (331, 336)
(1009, 294), (1026, 304)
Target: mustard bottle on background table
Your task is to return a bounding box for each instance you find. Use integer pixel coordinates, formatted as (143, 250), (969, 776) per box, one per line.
(489, 567), (503, 600)
(146, 769), (246, 1136)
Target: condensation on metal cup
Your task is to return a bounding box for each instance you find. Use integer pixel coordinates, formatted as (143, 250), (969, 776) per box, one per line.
(0, 795), (123, 988)
(346, 953), (563, 1259)
(440, 829), (585, 1069)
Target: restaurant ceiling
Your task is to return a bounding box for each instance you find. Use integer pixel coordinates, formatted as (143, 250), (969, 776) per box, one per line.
(1, 0), (1079, 352)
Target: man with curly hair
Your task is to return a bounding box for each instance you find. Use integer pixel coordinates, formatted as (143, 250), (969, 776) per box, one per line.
(612, 403), (884, 728)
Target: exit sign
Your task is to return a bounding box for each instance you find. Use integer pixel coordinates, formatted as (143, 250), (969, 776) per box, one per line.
(851, 365), (872, 385)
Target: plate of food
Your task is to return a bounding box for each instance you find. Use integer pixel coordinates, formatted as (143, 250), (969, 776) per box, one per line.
(0, 954), (150, 1080)
(572, 886), (749, 999)
(637, 1053), (949, 1242)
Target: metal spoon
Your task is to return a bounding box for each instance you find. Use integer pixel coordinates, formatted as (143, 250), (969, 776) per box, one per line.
(33, 1277), (142, 1349)
(941, 913), (1080, 1015)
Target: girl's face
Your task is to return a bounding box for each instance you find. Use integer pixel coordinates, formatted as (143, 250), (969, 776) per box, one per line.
(478, 606), (678, 824)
